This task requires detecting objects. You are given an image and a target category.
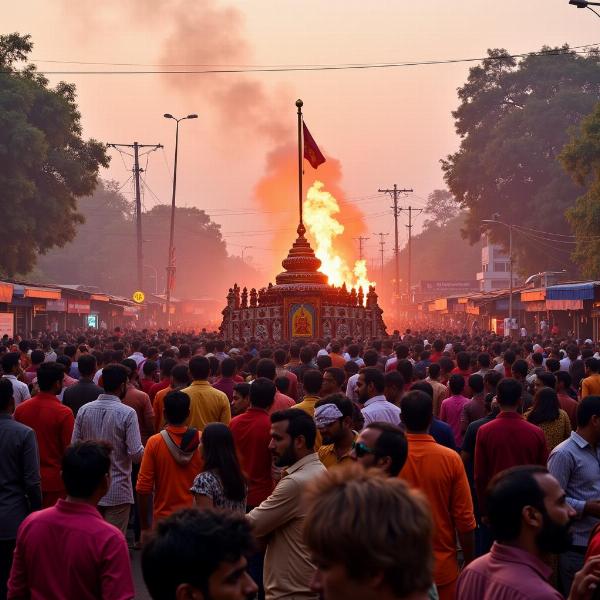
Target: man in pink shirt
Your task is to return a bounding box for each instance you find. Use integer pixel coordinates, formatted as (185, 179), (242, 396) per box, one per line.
(256, 359), (295, 413)
(440, 374), (471, 449)
(8, 440), (134, 600)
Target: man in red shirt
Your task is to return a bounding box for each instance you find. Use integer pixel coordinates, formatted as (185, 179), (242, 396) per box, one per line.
(8, 440), (134, 600)
(256, 359), (295, 414)
(475, 378), (548, 518)
(148, 357), (176, 401)
(139, 360), (158, 396)
(14, 362), (74, 508)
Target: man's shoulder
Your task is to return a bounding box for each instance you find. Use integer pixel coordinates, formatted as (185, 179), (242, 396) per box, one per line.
(0, 416), (34, 437)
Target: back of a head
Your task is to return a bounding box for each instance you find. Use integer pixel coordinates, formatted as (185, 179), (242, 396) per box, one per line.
(410, 380), (433, 399)
(325, 367), (345, 388)
(102, 364), (129, 394)
(546, 358), (560, 373)
(330, 341), (341, 354)
(365, 422), (409, 476)
(160, 357), (178, 378)
(0, 377), (13, 411)
(220, 357), (236, 378)
(511, 359), (528, 379)
(433, 339), (444, 352)
(271, 408), (317, 451)
(275, 376), (290, 394)
(532, 352), (544, 366)
(64, 344), (77, 359)
(77, 353), (97, 378)
(363, 366), (385, 394)
(143, 360), (158, 377)
(456, 351), (470, 370)
(504, 350), (516, 365)
(428, 362), (441, 379)
(344, 360), (360, 377)
(142, 508), (255, 600)
(468, 374), (484, 395)
(577, 395), (600, 427)
(537, 371), (556, 390)
(363, 349), (379, 367)
(303, 369), (323, 395)
(348, 344), (360, 358)
(486, 465), (548, 543)
(273, 348), (287, 366)
(37, 362), (65, 393)
(556, 370), (572, 389)
(30, 349), (45, 366)
(395, 344), (410, 360)
(62, 441), (112, 499)
(300, 346), (314, 364)
(401, 390), (433, 432)
(250, 377), (276, 410)
(121, 358), (138, 380)
(1, 351), (20, 374)
(384, 371), (405, 394)
(448, 373), (465, 396)
(316, 354), (333, 372)
(164, 390), (191, 425)
(496, 378), (523, 407)
(478, 352), (491, 368)
(171, 364), (191, 387)
(189, 355), (210, 381)
(304, 465), (432, 597)
(396, 359), (414, 383)
(586, 357), (600, 374)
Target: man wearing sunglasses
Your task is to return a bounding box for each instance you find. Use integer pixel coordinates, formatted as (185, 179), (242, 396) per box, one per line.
(351, 421), (408, 477)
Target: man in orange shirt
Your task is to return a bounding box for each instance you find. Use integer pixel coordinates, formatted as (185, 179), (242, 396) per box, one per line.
(136, 390), (202, 544)
(400, 389), (476, 600)
(582, 358), (600, 398)
(152, 364), (191, 432)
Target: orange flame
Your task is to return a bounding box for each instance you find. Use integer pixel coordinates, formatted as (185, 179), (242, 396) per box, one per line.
(304, 181), (375, 300)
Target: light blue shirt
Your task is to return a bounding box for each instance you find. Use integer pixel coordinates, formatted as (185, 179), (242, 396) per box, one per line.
(548, 431), (600, 546)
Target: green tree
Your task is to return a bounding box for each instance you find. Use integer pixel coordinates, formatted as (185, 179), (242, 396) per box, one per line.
(422, 189), (459, 229)
(560, 103), (600, 277)
(0, 32), (108, 275)
(441, 46), (600, 275)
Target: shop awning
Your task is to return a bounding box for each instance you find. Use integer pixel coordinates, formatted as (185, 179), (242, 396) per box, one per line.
(90, 294), (110, 302)
(0, 282), (13, 303)
(546, 282), (599, 301)
(13, 284), (61, 300)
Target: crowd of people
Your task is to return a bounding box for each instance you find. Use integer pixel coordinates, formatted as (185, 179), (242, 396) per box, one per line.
(3, 327), (600, 599)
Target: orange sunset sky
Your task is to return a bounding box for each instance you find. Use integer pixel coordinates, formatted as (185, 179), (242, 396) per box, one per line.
(5, 1), (598, 279)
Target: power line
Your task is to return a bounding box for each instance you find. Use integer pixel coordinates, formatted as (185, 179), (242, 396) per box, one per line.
(18, 45), (600, 76)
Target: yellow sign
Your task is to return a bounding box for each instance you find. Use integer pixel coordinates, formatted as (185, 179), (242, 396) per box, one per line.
(132, 290), (145, 304)
(291, 305), (313, 337)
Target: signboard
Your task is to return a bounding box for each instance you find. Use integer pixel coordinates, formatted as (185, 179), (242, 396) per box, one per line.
(0, 313), (14, 338)
(289, 304), (315, 338)
(420, 280), (479, 292)
(46, 299), (67, 312)
(87, 314), (98, 328)
(132, 290), (145, 304)
(67, 299), (90, 314)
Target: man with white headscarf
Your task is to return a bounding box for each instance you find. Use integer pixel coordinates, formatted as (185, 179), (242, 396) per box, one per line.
(314, 394), (357, 470)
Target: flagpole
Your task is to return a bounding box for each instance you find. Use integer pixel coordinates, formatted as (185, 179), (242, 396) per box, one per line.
(296, 98), (304, 234)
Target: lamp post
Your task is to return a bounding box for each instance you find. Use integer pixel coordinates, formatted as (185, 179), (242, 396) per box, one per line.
(482, 216), (515, 324)
(163, 113), (198, 327)
(569, 0), (600, 17)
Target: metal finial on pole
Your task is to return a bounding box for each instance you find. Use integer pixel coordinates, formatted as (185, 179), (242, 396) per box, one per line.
(296, 99), (305, 236)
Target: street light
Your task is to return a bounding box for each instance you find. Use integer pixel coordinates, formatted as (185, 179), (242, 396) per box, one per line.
(163, 113), (198, 327)
(482, 216), (515, 324)
(569, 0), (600, 17)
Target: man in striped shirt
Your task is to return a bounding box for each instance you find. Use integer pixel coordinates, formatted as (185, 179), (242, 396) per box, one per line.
(72, 364), (144, 535)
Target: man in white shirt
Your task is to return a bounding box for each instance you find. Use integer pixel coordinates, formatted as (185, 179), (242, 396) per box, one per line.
(127, 340), (145, 368)
(346, 350), (379, 402)
(357, 367), (401, 428)
(1, 352), (30, 406)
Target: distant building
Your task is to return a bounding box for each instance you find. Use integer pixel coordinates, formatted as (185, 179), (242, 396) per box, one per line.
(477, 234), (519, 292)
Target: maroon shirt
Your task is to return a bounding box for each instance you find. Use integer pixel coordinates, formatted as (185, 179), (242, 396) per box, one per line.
(474, 411), (548, 511)
(230, 407), (274, 507)
(213, 377), (236, 403)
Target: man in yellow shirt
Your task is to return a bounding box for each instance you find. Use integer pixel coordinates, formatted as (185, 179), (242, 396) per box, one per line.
(314, 394), (356, 469)
(582, 358), (600, 398)
(293, 370), (322, 417)
(181, 356), (230, 430)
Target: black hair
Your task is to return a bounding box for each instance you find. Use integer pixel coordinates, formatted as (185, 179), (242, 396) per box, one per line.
(142, 509), (255, 600)
(1, 352), (20, 374)
(555, 370), (572, 389)
(428, 363), (441, 378)
(527, 388), (560, 425)
(477, 353), (491, 368)
(468, 374), (484, 395)
(300, 346), (314, 364)
(384, 371), (405, 392)
(316, 354), (333, 371)
(577, 395), (600, 427)
(77, 353), (97, 378)
(511, 359), (528, 379)
(363, 349), (379, 367)
(303, 369), (323, 395)
(189, 356), (210, 380)
(496, 378), (523, 407)
(410, 380), (434, 399)
(271, 409), (317, 450)
(275, 376), (290, 394)
(401, 390), (433, 432)
(344, 361), (360, 376)
(545, 358), (560, 373)
(233, 382), (250, 398)
(586, 358), (600, 374)
(537, 372), (557, 390)
(362, 367), (385, 394)
(37, 362), (65, 392)
(171, 364), (191, 386)
(366, 421), (409, 477)
(456, 351), (470, 370)
(395, 344), (410, 360)
(448, 373), (465, 395)
(62, 441), (112, 498)
(164, 391), (191, 425)
(160, 357), (178, 378)
(256, 359), (276, 381)
(201, 423), (246, 502)
(220, 358), (236, 378)
(102, 364), (129, 394)
(0, 377), (13, 410)
(324, 367), (345, 388)
(486, 465), (548, 543)
(396, 359), (414, 384)
(142, 360), (158, 376)
(250, 377), (276, 410)
(30, 350), (45, 366)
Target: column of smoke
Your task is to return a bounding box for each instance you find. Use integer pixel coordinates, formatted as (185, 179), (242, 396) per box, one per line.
(68, 0), (372, 289)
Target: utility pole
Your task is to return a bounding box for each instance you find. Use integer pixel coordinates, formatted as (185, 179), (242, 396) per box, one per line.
(378, 184), (413, 306)
(107, 142), (162, 293)
(353, 236), (370, 261)
(373, 232), (389, 297)
(399, 205), (423, 305)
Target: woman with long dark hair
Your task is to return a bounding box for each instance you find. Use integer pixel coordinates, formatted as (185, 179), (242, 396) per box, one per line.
(190, 423), (247, 514)
(525, 387), (571, 450)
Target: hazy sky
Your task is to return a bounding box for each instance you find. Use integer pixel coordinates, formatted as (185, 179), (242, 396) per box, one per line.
(5, 0), (599, 279)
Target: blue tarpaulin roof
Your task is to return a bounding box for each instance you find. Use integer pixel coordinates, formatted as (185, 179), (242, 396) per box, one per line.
(546, 282), (599, 301)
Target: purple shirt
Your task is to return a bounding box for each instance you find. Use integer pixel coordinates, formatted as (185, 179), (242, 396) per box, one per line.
(439, 394), (470, 447)
(456, 542), (561, 600)
(8, 499), (134, 600)
(213, 377), (235, 403)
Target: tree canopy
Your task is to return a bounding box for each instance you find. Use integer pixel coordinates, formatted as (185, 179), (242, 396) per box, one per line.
(0, 33), (108, 275)
(560, 103), (600, 277)
(441, 46), (600, 276)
